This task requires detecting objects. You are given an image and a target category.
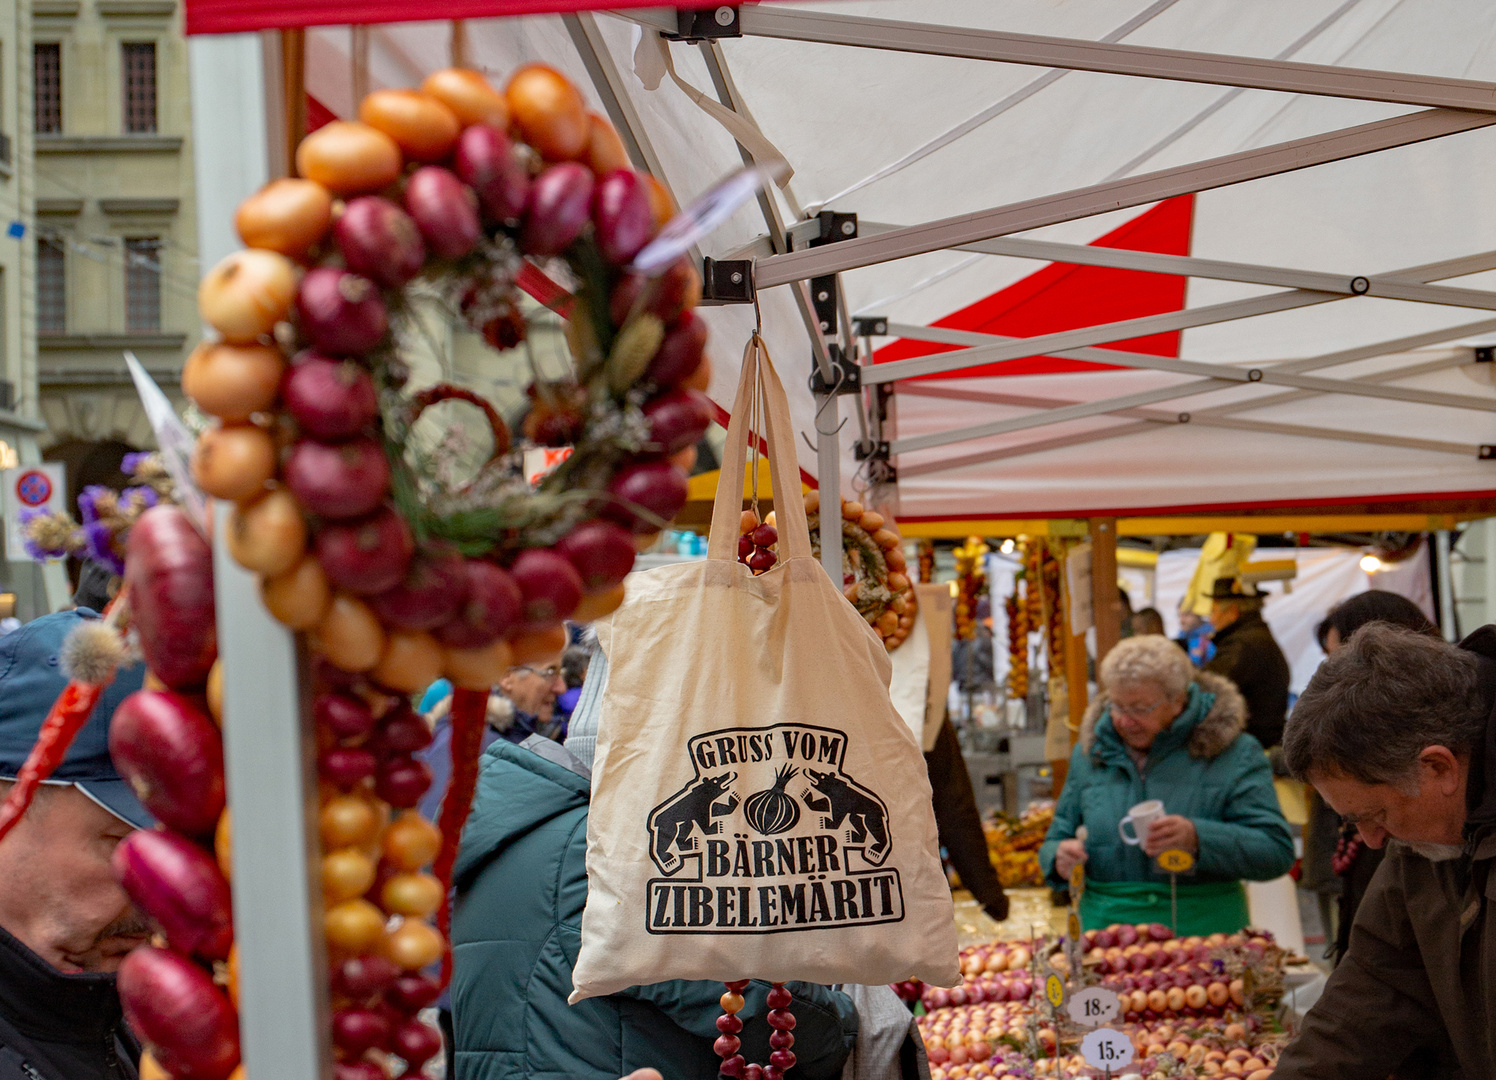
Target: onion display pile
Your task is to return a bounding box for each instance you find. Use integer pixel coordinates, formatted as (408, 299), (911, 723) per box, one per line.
(113, 60), (712, 1080)
(952, 538), (988, 642)
(805, 491), (916, 650)
(914, 924), (1287, 1080)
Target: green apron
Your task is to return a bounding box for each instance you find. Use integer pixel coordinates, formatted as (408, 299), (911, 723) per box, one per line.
(1079, 877), (1250, 936)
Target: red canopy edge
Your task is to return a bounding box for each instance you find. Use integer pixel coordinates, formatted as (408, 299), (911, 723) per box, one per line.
(897, 487), (1496, 523)
(187, 0), (737, 35)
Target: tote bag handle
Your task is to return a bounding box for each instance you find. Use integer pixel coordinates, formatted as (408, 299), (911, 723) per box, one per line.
(706, 334), (814, 563)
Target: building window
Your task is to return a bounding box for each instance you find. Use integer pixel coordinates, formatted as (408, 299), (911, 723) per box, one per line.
(34, 43), (60, 135)
(37, 238), (64, 335)
(122, 42), (156, 134)
(125, 237), (160, 332)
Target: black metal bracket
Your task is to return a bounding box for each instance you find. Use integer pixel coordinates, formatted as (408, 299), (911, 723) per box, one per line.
(1476, 346), (1495, 363)
(853, 316), (888, 337)
(854, 439), (897, 483)
(1480, 445), (1496, 460)
(663, 6), (741, 41)
(807, 212), (857, 335)
(809, 344), (861, 395)
(699, 257), (754, 305)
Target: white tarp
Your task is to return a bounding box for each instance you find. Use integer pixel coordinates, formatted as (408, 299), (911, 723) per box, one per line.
(293, 0), (1496, 517)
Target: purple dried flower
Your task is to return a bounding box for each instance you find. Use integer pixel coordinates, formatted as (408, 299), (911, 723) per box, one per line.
(81, 521), (124, 576)
(121, 452), (152, 475)
(122, 485), (158, 510)
(17, 508), (70, 561)
(77, 485), (112, 525)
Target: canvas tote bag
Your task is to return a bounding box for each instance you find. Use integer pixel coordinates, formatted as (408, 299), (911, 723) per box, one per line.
(570, 334), (958, 1002)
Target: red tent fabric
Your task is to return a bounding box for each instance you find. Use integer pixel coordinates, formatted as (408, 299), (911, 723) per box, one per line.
(188, 0), (739, 35)
(872, 195), (1194, 380)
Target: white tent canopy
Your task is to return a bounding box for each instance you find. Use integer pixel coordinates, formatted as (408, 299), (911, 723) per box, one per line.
(210, 1), (1496, 522)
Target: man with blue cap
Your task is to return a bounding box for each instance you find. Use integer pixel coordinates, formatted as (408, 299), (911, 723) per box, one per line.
(0, 608), (149, 1080)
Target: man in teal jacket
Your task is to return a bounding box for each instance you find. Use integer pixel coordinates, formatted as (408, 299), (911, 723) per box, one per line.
(1038, 659), (1293, 933)
(450, 651), (859, 1080)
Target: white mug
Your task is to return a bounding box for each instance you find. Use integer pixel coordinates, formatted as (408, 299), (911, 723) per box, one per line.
(1118, 799), (1165, 846)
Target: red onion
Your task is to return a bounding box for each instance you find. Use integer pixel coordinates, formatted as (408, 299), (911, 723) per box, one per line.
(592, 170), (654, 265)
(284, 437), (390, 520)
(296, 267), (388, 357)
(336, 955), (400, 999)
(455, 124), (531, 224)
(125, 506), (217, 690)
(373, 704), (433, 755)
(435, 561), (523, 648)
(750, 524), (777, 547)
(112, 830), (233, 961)
(332, 1008), (392, 1055)
(389, 972), (442, 1012)
(375, 755), (432, 809)
(509, 548), (583, 627)
(392, 1020), (444, 1066)
(370, 552), (469, 631)
(282, 351), (380, 441)
(119, 946), (240, 1080)
(314, 506), (415, 595)
(109, 690), (225, 836)
(645, 310), (707, 387)
(335, 1064), (386, 1080)
(334, 197), (426, 288)
(643, 388), (713, 455)
(604, 460), (689, 533)
(746, 548), (776, 573)
(319, 746), (377, 789)
(521, 163), (593, 257)
(609, 258), (697, 326)
(405, 166), (482, 260)
(554, 520), (636, 592)
(314, 691), (376, 740)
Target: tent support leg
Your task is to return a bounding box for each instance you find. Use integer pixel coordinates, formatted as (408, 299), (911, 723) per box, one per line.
(1437, 529), (1459, 641)
(816, 392), (842, 586)
(1090, 519), (1121, 663)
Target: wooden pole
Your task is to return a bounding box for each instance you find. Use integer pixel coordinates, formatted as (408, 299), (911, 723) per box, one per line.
(280, 28), (306, 179)
(1052, 540), (1090, 798)
(1090, 517), (1122, 664)
(450, 20), (470, 68)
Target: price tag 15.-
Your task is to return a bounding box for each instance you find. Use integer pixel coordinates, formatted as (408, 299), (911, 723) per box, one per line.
(1067, 986), (1121, 1027)
(1155, 848), (1195, 874)
(1080, 1028), (1135, 1070)
(1044, 972), (1065, 1010)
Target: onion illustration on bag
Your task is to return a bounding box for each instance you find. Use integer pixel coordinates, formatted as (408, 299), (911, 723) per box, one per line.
(744, 764), (801, 836)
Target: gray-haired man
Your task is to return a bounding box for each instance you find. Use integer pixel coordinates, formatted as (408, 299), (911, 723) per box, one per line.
(1274, 621), (1494, 1078)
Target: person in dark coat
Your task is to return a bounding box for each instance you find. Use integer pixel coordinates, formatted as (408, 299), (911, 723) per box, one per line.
(1204, 577), (1290, 749)
(0, 611), (151, 1080)
(923, 717), (1009, 923)
(1274, 622), (1496, 1079)
(1307, 590), (1440, 964)
(449, 648), (858, 1080)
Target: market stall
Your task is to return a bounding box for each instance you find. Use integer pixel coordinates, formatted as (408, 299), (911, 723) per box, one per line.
(67, 2), (1496, 1077)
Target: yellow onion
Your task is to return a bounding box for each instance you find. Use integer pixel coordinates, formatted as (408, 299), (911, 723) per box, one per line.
(260, 555), (332, 631)
(584, 112), (629, 176)
(510, 624), (566, 665)
(505, 64), (588, 161)
(198, 249), (297, 343)
(359, 89), (460, 163)
(226, 487), (306, 576)
(381, 872), (443, 918)
(190, 423), (276, 503)
(371, 630), (443, 693)
(421, 68), (508, 128)
(325, 898), (387, 954)
(214, 808), (231, 880)
(381, 920), (444, 970)
(573, 584), (625, 622)
(443, 638), (513, 691)
(234, 177), (333, 260)
(313, 594), (385, 673)
(322, 848), (377, 904)
(295, 120), (403, 195)
(320, 794), (380, 849)
(382, 811), (441, 871)
(181, 340), (285, 422)
(206, 660), (223, 726)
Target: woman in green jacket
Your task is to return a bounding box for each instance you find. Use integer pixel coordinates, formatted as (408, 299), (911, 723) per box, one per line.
(1038, 635), (1294, 934)
(450, 651), (859, 1080)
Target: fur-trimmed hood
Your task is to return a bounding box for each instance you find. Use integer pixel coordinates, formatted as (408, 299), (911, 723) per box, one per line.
(1079, 669), (1248, 760)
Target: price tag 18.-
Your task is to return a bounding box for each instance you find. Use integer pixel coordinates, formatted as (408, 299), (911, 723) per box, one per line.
(1080, 1028), (1135, 1070)
(1070, 862), (1086, 897)
(1066, 986), (1121, 1027)
(1155, 848), (1195, 874)
(1044, 972), (1065, 1010)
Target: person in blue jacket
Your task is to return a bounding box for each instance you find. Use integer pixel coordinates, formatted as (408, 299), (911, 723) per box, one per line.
(449, 648), (859, 1080)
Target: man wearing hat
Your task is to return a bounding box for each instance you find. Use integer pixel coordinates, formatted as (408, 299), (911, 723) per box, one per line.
(0, 609), (149, 1080)
(1205, 577), (1291, 750)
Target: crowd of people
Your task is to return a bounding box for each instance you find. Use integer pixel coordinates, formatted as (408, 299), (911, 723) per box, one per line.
(1, 554), (1493, 1080)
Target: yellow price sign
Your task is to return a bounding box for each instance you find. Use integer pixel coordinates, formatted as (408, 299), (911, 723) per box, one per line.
(1156, 848), (1195, 874)
(1045, 973), (1065, 1009)
(1070, 863), (1085, 893)
(1067, 911), (1081, 942)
